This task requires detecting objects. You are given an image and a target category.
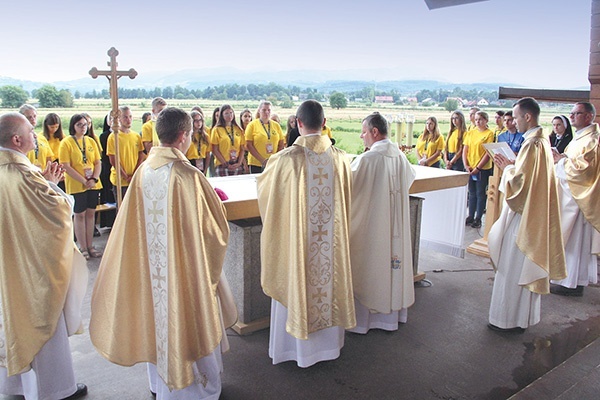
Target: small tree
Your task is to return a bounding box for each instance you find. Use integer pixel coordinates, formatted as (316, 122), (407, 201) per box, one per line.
(0, 85), (29, 108)
(280, 96), (294, 109)
(443, 98), (460, 113)
(37, 85), (62, 108)
(59, 89), (74, 107)
(329, 92), (347, 109)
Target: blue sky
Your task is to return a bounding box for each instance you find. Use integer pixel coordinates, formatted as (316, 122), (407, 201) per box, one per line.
(2, 0), (591, 89)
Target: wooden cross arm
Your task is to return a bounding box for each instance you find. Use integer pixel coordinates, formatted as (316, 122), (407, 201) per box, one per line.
(89, 67), (138, 79)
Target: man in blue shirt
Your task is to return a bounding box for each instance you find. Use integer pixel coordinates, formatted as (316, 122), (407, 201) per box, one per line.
(497, 110), (524, 154)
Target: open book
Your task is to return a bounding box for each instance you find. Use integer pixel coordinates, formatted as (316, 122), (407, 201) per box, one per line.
(483, 142), (516, 161)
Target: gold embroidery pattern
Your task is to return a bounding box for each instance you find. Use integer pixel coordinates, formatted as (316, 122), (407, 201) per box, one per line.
(142, 163), (172, 381)
(305, 148), (334, 333)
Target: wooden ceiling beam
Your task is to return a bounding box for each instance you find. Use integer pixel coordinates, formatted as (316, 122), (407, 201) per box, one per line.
(498, 87), (590, 103)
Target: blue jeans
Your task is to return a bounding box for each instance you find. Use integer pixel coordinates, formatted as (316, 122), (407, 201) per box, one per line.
(468, 168), (492, 220)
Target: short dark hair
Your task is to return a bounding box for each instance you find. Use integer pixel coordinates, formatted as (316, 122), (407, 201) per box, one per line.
(504, 111), (513, 117)
(363, 112), (388, 136)
(515, 97), (540, 119)
(155, 107), (191, 145)
(68, 113), (87, 136)
(495, 110), (505, 117)
(296, 100), (324, 131)
(575, 102), (597, 119)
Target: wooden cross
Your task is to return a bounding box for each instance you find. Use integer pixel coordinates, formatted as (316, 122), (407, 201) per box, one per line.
(89, 47), (137, 208)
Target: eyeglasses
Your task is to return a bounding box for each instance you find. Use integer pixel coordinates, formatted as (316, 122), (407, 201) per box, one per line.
(75, 122), (88, 128)
(570, 111), (585, 116)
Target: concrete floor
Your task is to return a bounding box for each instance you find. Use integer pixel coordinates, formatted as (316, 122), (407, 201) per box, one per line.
(3, 223), (600, 400)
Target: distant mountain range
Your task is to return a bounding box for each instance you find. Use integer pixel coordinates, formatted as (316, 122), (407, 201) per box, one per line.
(0, 68), (537, 95)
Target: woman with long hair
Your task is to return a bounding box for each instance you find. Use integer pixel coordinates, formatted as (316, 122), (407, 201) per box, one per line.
(549, 114), (573, 154)
(59, 114), (103, 259)
(416, 116), (445, 168)
(444, 111), (467, 171)
(286, 114), (299, 147)
(239, 108), (253, 173)
(210, 107), (220, 129)
(186, 110), (211, 173)
(82, 112), (102, 152)
(42, 112), (64, 160)
(462, 111), (494, 229)
(239, 108), (253, 131)
(211, 104), (246, 176)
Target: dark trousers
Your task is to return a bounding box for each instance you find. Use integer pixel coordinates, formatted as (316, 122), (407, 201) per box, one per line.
(250, 165), (264, 174)
(468, 168), (492, 220)
(112, 186), (128, 204)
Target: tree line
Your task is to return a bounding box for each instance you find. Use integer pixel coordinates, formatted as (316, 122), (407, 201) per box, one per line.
(0, 82), (499, 109)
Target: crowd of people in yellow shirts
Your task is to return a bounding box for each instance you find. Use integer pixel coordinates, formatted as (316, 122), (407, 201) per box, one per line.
(18, 99), (333, 259)
(20, 99), (573, 248)
(414, 106), (573, 229)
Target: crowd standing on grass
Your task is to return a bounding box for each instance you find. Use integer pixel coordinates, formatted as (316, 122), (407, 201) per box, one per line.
(0, 97), (598, 398)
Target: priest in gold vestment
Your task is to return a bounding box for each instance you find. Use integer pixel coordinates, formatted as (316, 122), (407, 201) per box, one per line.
(257, 100), (355, 367)
(488, 98), (566, 332)
(0, 112), (89, 400)
(90, 108), (231, 399)
(550, 102), (600, 296)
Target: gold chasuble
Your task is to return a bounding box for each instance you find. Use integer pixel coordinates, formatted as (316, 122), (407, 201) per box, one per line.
(0, 150), (86, 376)
(562, 124), (600, 233)
(257, 135), (355, 340)
(493, 128), (566, 293)
(90, 147), (230, 390)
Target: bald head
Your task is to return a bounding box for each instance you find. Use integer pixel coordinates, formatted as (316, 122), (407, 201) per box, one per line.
(0, 112), (35, 153)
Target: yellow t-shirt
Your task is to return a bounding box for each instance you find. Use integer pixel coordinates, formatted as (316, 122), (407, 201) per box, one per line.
(186, 128), (211, 160)
(494, 126), (506, 140)
(416, 134), (445, 166)
(47, 135), (62, 159)
(244, 119), (283, 166)
(107, 130), (143, 186)
(464, 128), (494, 170)
(27, 133), (54, 168)
(186, 142), (199, 160)
(141, 120), (159, 146)
(59, 136), (102, 194)
(211, 126), (245, 166)
(322, 125), (333, 139)
(446, 129), (464, 153)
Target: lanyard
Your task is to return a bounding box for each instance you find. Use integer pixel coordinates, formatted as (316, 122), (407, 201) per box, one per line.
(507, 133), (520, 151)
(73, 136), (87, 164)
(226, 126), (235, 146)
(261, 121), (271, 140)
(33, 134), (39, 158)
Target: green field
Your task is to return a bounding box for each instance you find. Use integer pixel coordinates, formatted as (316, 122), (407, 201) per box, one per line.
(23, 99), (573, 159)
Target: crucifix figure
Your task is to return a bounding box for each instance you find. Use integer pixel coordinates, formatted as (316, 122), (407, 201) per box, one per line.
(89, 47), (137, 208)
